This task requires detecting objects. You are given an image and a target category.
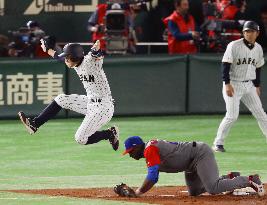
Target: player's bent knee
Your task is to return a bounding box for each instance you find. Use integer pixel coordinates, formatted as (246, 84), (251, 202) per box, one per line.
(226, 116), (238, 122)
(75, 134), (88, 145)
(205, 185), (220, 195)
(54, 94), (67, 107)
(205, 188), (216, 195)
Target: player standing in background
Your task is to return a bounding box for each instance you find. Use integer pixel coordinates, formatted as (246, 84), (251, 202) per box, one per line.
(122, 136), (265, 196)
(213, 21), (267, 152)
(18, 40), (119, 151)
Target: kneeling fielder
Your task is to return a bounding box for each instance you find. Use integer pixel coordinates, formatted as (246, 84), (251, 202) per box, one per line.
(122, 136), (265, 197)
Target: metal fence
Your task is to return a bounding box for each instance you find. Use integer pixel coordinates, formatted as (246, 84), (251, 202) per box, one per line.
(58, 42), (168, 55)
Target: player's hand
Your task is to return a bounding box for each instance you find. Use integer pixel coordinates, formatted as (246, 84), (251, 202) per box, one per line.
(192, 31), (200, 40)
(92, 40), (100, 51)
(91, 40), (103, 60)
(40, 39), (47, 52)
(225, 84), (234, 97)
(256, 87), (261, 96)
(90, 26), (98, 32)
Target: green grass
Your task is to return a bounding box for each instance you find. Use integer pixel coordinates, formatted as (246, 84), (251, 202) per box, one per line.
(0, 115), (266, 204)
(0, 191), (147, 205)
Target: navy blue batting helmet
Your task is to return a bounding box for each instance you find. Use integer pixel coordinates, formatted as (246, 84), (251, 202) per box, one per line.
(242, 21), (260, 32)
(58, 43), (84, 59)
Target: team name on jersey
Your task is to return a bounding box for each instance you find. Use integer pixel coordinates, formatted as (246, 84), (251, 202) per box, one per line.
(79, 74), (95, 83)
(236, 58), (256, 66)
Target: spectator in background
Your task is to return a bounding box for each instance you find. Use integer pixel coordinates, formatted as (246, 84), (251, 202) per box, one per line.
(258, 5), (267, 52)
(189, 0), (204, 27)
(217, 0), (247, 41)
(148, 0), (175, 43)
(216, 0), (246, 20)
(0, 34), (9, 57)
(163, 0), (200, 54)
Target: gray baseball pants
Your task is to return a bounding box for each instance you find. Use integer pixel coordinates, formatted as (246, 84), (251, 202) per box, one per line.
(185, 143), (250, 196)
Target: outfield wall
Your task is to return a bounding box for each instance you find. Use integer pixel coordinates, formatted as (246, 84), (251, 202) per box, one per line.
(1, 54), (267, 118)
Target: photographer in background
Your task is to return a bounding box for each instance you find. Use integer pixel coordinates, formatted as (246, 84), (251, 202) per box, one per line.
(7, 26), (33, 57)
(87, 2), (107, 50)
(163, 0), (200, 54)
(26, 20), (62, 57)
(87, 0), (137, 54)
(258, 5), (267, 52)
(26, 20), (48, 57)
(7, 21), (61, 58)
(199, 0), (246, 52)
(27, 21), (45, 40)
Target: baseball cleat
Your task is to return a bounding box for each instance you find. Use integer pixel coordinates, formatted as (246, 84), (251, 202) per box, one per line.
(18, 111), (37, 134)
(249, 174), (265, 196)
(108, 126), (119, 151)
(212, 145), (226, 152)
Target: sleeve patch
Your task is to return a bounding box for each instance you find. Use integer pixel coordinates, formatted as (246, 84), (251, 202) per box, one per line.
(144, 145), (161, 167)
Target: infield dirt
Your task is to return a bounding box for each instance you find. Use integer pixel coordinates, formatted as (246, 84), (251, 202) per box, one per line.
(8, 185), (267, 205)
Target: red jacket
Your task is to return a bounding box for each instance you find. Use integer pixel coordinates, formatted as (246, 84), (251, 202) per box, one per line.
(222, 5), (240, 40)
(92, 4), (107, 50)
(34, 44), (50, 58)
(164, 11), (197, 54)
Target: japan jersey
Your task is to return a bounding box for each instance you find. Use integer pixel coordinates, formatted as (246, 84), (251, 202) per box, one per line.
(222, 38), (265, 81)
(74, 53), (112, 98)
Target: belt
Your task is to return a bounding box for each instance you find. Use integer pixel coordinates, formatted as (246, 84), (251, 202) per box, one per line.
(192, 141), (196, 147)
(231, 80), (251, 83)
(90, 97), (114, 104)
(91, 98), (102, 103)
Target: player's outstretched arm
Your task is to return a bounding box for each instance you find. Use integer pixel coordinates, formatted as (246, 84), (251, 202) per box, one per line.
(222, 62), (234, 97)
(135, 178), (156, 196)
(90, 40), (104, 60)
(256, 87), (261, 96)
(40, 39), (56, 58)
(253, 67), (262, 96)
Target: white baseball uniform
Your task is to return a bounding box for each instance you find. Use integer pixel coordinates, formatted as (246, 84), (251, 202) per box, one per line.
(55, 52), (114, 144)
(214, 38), (267, 146)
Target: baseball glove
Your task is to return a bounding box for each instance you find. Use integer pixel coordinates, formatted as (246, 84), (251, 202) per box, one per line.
(90, 40), (104, 58)
(114, 183), (137, 197)
(40, 36), (55, 52)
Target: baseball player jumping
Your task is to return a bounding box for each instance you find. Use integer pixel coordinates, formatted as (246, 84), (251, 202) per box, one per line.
(18, 39), (119, 151)
(213, 20), (267, 152)
(122, 136), (265, 197)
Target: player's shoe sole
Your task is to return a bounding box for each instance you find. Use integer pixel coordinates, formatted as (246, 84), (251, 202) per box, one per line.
(212, 145), (226, 152)
(109, 126), (119, 151)
(249, 174), (265, 196)
(18, 111), (37, 135)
